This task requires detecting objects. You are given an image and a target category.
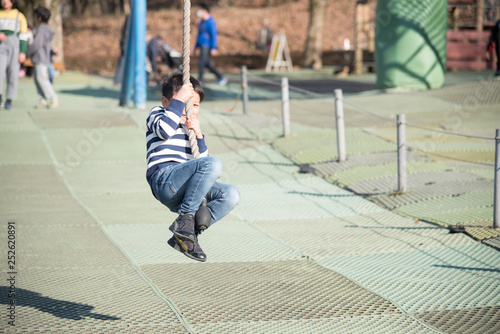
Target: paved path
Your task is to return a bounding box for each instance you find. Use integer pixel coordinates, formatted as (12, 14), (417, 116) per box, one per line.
(0, 71), (499, 333)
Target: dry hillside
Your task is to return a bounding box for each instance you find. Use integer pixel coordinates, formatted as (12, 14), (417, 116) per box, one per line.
(63, 0), (356, 73)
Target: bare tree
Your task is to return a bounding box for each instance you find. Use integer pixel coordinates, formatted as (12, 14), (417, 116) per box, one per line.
(303, 0), (327, 69)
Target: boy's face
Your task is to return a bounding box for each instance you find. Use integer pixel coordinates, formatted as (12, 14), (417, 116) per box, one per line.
(162, 92), (201, 125)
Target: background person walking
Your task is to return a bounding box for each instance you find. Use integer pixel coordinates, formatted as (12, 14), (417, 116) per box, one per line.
(26, 6), (58, 108)
(194, 3), (227, 85)
(0, 0), (28, 110)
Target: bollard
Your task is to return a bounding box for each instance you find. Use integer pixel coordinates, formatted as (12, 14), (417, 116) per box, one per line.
(281, 77), (290, 137)
(334, 89), (346, 162)
(397, 114), (407, 193)
(241, 66), (249, 114)
(494, 129), (500, 228)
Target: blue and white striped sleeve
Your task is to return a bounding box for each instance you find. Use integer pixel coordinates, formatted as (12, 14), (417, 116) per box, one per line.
(146, 100), (185, 140)
(197, 136), (209, 157)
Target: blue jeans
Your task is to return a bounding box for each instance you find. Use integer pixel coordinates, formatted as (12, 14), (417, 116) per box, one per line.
(151, 157), (240, 227)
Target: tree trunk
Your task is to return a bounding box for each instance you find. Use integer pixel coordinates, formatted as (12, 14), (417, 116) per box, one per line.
(73, 0), (83, 16)
(303, 0), (327, 69)
(44, 0), (65, 70)
(114, 0), (122, 15)
(218, 0), (231, 7)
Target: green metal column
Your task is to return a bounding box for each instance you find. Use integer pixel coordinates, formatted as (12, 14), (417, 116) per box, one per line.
(375, 0), (448, 90)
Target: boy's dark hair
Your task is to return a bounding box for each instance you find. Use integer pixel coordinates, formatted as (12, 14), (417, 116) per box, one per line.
(35, 6), (51, 23)
(161, 72), (204, 103)
(200, 3), (210, 12)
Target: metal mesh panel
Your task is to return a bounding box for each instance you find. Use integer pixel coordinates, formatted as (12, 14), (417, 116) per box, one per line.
(428, 79), (500, 106)
(0, 267), (185, 332)
(1, 223), (131, 269)
(0, 110), (37, 131)
(234, 177), (384, 221)
(193, 314), (441, 334)
(7, 323), (189, 334)
(141, 260), (402, 323)
(0, 165), (70, 198)
(443, 161), (494, 180)
(103, 219), (302, 265)
(413, 306), (500, 334)
(273, 128), (395, 165)
(409, 141), (494, 153)
(312, 151), (429, 179)
(371, 178), (493, 209)
(215, 145), (301, 185)
(424, 150), (495, 163)
(0, 131), (52, 165)
(63, 161), (149, 197)
(0, 193), (86, 216)
(200, 112), (264, 154)
(347, 171), (481, 195)
(254, 211), (476, 258)
(483, 237), (500, 251)
(345, 93), (458, 116)
(79, 191), (175, 226)
(415, 206), (493, 226)
(317, 243), (500, 313)
(44, 127), (145, 165)
(0, 209), (97, 228)
(468, 227), (500, 241)
(328, 161), (449, 186)
(344, 107), (395, 128)
(31, 110), (137, 129)
(393, 190), (492, 217)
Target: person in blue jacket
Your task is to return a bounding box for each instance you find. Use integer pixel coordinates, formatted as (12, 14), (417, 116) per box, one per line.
(194, 3), (227, 85)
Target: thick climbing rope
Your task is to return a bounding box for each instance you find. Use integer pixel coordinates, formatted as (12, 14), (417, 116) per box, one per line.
(182, 0), (200, 158)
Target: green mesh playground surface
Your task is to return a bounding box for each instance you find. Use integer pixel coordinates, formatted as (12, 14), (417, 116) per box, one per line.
(413, 306), (500, 334)
(328, 161), (450, 186)
(484, 237), (500, 251)
(142, 259), (402, 323)
(273, 128), (395, 165)
(254, 211), (476, 258)
(269, 77), (498, 239)
(192, 315), (442, 334)
(1, 71), (499, 333)
(317, 243), (500, 313)
(103, 219), (303, 265)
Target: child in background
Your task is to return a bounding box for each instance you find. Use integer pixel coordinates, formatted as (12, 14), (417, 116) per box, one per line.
(0, 0), (28, 110)
(26, 6), (58, 109)
(146, 73), (240, 262)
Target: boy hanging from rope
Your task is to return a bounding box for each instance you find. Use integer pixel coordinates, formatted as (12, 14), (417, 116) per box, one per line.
(146, 72), (240, 262)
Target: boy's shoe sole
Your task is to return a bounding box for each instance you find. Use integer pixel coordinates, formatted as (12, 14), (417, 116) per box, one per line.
(168, 236), (207, 262)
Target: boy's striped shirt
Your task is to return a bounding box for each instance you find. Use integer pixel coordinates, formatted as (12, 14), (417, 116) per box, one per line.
(146, 99), (208, 185)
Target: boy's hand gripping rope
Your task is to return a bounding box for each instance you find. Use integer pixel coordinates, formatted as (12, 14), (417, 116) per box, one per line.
(183, 0), (200, 159)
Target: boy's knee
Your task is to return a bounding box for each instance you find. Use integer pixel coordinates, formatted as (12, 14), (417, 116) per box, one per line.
(204, 156), (223, 178)
(226, 185), (240, 208)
